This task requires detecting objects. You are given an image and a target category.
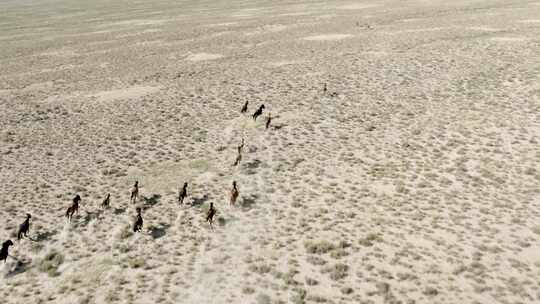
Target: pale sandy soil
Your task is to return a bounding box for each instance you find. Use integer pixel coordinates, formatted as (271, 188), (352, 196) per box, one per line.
(1, 0), (540, 303)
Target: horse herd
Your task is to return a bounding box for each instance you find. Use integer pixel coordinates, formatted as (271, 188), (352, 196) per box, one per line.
(1, 101), (273, 265)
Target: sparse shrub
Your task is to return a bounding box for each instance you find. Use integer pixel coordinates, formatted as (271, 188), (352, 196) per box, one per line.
(30, 242), (45, 253)
(38, 250), (64, 277)
(118, 225), (133, 239)
(282, 269), (299, 286)
(256, 293), (271, 304)
(337, 240), (351, 248)
(58, 285), (69, 294)
(189, 159), (209, 170)
(305, 277), (318, 286)
(74, 185), (87, 193)
(242, 286), (255, 294)
(306, 256), (327, 266)
(307, 295), (328, 303)
(271, 269), (283, 279)
(128, 257), (145, 269)
(330, 248), (348, 259)
(376, 282), (390, 294)
(291, 288), (306, 304)
(249, 264), (272, 275)
(359, 233), (382, 247)
(323, 263), (349, 281)
(78, 295), (93, 304)
(116, 244), (131, 254)
(104, 290), (120, 303)
(304, 240), (335, 254)
(423, 287), (438, 296)
(396, 184), (409, 194)
(288, 258), (299, 266)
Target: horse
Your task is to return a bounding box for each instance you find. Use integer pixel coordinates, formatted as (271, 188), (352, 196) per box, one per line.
(17, 214), (31, 240)
(233, 139), (244, 166)
(252, 104), (265, 121)
(265, 113), (272, 130)
(101, 193), (110, 208)
(133, 208), (143, 232)
(66, 195), (81, 221)
(240, 100), (248, 113)
(206, 203), (216, 229)
(179, 182), (188, 204)
(230, 181), (239, 206)
(0, 240), (13, 263)
(130, 181), (139, 204)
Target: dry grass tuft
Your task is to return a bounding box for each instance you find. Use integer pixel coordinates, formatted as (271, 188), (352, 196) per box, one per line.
(38, 250), (64, 277)
(304, 240), (335, 254)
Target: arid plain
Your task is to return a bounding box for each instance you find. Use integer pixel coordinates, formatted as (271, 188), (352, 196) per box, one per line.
(1, 0), (540, 303)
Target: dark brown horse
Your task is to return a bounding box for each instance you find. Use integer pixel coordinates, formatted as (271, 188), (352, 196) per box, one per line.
(237, 138), (244, 154)
(66, 195), (81, 221)
(265, 113), (272, 130)
(101, 193), (110, 208)
(133, 208), (143, 232)
(17, 214), (31, 240)
(179, 182), (188, 204)
(1, 240), (13, 263)
(252, 104), (265, 121)
(206, 203), (216, 229)
(240, 100), (248, 113)
(230, 181), (239, 206)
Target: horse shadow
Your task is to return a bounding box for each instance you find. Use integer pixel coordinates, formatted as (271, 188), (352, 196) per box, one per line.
(244, 159), (261, 170)
(149, 223), (171, 240)
(30, 231), (56, 242)
(72, 210), (99, 228)
(240, 194), (259, 211)
(4, 257), (31, 278)
(141, 194), (161, 210)
(113, 207), (126, 215)
(191, 194), (209, 207)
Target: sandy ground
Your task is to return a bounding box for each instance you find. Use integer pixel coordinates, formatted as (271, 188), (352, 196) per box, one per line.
(1, 0), (540, 303)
